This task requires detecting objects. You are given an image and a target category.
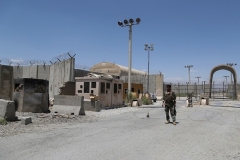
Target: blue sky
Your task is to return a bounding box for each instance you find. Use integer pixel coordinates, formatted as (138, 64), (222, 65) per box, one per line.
(0, 0), (240, 84)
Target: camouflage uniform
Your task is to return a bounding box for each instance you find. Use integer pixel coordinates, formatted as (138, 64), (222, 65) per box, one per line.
(162, 91), (176, 122)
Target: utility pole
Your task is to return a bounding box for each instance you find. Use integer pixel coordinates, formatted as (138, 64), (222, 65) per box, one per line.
(144, 44), (154, 93)
(118, 18), (141, 95)
(185, 65), (193, 84)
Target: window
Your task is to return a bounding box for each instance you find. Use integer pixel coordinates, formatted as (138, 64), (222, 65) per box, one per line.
(131, 88), (134, 92)
(114, 83), (117, 93)
(118, 84), (122, 89)
(101, 82), (105, 93)
(14, 83), (23, 92)
(106, 83), (110, 89)
(80, 85), (83, 88)
(91, 90), (94, 94)
(78, 90), (82, 93)
(91, 82), (96, 88)
(125, 89), (128, 94)
(84, 82), (89, 93)
(106, 90), (108, 94)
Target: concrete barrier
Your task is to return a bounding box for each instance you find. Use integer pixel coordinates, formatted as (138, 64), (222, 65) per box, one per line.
(21, 117), (32, 125)
(131, 99), (143, 107)
(84, 100), (101, 112)
(0, 99), (16, 121)
(52, 95), (85, 115)
(200, 97), (209, 105)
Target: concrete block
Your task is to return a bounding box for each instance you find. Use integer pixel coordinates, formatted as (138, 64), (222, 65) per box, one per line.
(21, 117), (32, 125)
(200, 98), (209, 105)
(84, 100), (101, 112)
(52, 95), (85, 115)
(131, 99), (142, 107)
(0, 99), (16, 121)
(52, 105), (85, 115)
(200, 99), (206, 105)
(131, 101), (138, 107)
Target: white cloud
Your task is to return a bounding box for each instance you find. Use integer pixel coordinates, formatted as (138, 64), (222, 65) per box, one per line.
(10, 59), (24, 63)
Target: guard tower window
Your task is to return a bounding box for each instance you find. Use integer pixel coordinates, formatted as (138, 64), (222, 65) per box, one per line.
(84, 82), (89, 93)
(101, 82), (105, 93)
(106, 83), (110, 89)
(91, 82), (96, 88)
(114, 83), (117, 93)
(118, 84), (122, 89)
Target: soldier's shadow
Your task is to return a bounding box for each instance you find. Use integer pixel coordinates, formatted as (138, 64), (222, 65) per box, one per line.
(169, 122), (180, 124)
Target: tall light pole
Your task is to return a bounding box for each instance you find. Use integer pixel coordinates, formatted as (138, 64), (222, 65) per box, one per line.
(185, 65), (193, 84)
(144, 44), (154, 93)
(195, 76), (201, 84)
(118, 18), (141, 95)
(227, 63), (237, 83)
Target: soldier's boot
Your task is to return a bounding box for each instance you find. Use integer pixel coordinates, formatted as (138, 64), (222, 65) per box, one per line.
(172, 116), (176, 125)
(165, 120), (170, 124)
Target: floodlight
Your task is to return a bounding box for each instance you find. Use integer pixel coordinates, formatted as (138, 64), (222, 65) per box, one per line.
(124, 19), (128, 25)
(136, 18), (141, 24)
(150, 44), (154, 47)
(144, 44), (148, 47)
(129, 18), (134, 24)
(118, 21), (123, 26)
(151, 48), (154, 51)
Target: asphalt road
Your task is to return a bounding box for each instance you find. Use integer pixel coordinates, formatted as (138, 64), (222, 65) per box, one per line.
(1, 99), (240, 160)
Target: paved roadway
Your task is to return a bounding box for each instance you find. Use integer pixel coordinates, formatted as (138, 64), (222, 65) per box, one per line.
(1, 99), (240, 160)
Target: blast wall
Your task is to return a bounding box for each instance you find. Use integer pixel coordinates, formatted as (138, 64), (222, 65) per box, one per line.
(11, 58), (74, 98)
(13, 65), (50, 80)
(49, 58), (75, 98)
(0, 65), (13, 100)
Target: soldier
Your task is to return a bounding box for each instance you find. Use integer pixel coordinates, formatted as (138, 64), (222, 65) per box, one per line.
(162, 84), (177, 125)
(15, 83), (23, 92)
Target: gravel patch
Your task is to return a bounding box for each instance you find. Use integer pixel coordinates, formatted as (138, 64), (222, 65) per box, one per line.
(0, 107), (142, 137)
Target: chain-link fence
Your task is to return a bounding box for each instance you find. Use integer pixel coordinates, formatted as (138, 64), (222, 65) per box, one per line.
(164, 82), (240, 101)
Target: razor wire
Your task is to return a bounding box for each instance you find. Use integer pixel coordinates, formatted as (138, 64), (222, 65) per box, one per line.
(0, 51), (76, 66)
(75, 64), (91, 71)
(49, 51), (75, 64)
